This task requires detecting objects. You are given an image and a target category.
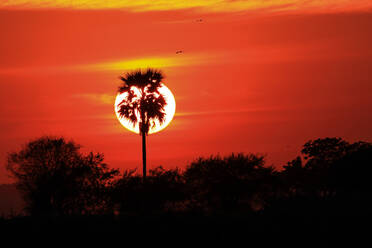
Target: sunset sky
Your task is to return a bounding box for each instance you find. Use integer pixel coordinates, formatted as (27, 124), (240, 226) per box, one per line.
(1, 1), (372, 183)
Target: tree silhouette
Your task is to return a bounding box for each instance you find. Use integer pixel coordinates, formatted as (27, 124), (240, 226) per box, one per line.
(270, 137), (372, 215)
(184, 153), (275, 213)
(3, 136), (372, 234)
(6, 136), (119, 216)
(117, 68), (167, 179)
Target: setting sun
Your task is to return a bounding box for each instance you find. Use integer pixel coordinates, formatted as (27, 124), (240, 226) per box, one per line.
(114, 84), (176, 134)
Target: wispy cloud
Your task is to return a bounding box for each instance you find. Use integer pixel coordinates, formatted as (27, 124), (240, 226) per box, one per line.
(175, 107), (285, 118)
(0, 40), (364, 76)
(78, 43), (342, 73)
(71, 93), (115, 105)
(1, 0), (371, 14)
(80, 53), (215, 71)
(0, 53), (214, 75)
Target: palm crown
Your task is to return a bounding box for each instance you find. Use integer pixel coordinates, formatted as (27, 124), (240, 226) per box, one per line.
(117, 68), (167, 135)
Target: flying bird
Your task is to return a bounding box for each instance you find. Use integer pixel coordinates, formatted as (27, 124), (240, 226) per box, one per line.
(196, 19), (203, 23)
(176, 50), (183, 54)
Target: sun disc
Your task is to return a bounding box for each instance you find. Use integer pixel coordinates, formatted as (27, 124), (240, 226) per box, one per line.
(115, 84), (176, 134)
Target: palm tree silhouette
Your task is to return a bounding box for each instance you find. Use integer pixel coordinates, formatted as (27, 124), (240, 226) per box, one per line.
(117, 68), (167, 180)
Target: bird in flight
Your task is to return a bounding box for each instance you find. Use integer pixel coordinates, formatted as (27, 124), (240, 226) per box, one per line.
(196, 19), (203, 23)
(176, 50), (183, 54)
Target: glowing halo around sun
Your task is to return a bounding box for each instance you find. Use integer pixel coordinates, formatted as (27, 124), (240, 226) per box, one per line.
(115, 84), (176, 134)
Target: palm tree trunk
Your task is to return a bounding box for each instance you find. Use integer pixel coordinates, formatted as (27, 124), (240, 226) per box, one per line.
(142, 132), (147, 180)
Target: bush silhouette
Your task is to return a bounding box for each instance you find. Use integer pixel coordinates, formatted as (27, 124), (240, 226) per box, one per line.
(112, 166), (185, 214)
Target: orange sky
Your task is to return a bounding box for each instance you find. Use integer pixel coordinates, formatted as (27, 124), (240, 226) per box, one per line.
(1, 1), (372, 183)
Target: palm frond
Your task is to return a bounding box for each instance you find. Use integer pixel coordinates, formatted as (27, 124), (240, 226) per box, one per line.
(117, 100), (139, 127)
(118, 68), (164, 92)
(117, 68), (168, 134)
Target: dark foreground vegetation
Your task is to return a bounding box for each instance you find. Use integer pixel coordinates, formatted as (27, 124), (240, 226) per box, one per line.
(1, 136), (372, 237)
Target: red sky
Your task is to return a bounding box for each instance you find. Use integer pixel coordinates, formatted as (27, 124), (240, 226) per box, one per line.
(1, 1), (372, 183)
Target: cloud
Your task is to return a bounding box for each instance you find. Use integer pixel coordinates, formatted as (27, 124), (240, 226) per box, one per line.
(1, 0), (371, 14)
(71, 93), (115, 105)
(0, 53), (214, 74)
(175, 107), (284, 117)
(79, 44), (334, 73)
(80, 53), (216, 71)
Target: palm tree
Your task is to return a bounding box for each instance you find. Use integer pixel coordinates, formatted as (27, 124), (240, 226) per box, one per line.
(117, 68), (167, 180)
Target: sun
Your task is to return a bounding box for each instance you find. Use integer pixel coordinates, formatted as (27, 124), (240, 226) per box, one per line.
(114, 84), (176, 134)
